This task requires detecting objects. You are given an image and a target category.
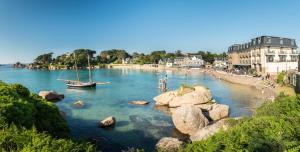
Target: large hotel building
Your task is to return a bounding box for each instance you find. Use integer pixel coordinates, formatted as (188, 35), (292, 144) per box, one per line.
(228, 36), (298, 74)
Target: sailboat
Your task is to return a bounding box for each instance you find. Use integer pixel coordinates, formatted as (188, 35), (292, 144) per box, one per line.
(65, 53), (96, 88)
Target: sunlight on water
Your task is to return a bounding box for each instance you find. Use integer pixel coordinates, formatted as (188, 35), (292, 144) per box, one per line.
(0, 67), (264, 151)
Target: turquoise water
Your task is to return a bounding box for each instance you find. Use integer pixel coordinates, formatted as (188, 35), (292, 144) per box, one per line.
(0, 66), (264, 151)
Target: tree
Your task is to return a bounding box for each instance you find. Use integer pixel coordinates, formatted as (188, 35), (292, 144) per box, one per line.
(175, 50), (184, 57)
(73, 49), (97, 67)
(34, 52), (53, 65)
(99, 49), (130, 64)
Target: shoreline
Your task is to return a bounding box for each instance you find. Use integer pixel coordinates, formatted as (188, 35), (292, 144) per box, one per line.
(111, 64), (278, 100)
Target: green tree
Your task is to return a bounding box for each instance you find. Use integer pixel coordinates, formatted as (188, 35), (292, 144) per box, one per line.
(34, 52), (54, 67)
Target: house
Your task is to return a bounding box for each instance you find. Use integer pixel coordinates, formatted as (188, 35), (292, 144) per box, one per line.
(228, 36), (298, 74)
(122, 58), (132, 64)
(166, 58), (174, 67)
(213, 58), (228, 69)
(172, 54), (204, 68)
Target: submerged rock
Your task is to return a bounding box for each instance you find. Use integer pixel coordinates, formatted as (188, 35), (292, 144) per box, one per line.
(190, 119), (229, 141)
(128, 100), (149, 105)
(172, 104), (209, 135)
(99, 116), (116, 127)
(73, 100), (85, 108)
(208, 104), (229, 121)
(153, 86), (212, 107)
(156, 137), (183, 152)
(38, 91), (64, 101)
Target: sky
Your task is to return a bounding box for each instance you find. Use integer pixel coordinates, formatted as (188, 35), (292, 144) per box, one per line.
(0, 0), (300, 64)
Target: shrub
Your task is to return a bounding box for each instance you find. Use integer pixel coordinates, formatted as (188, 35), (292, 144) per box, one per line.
(0, 81), (95, 151)
(277, 71), (286, 85)
(0, 81), (69, 137)
(0, 125), (94, 152)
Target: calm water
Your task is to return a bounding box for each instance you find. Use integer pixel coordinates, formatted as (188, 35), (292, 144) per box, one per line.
(0, 66), (264, 151)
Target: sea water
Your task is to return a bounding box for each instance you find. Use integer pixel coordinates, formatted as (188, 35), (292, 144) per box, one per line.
(0, 66), (264, 151)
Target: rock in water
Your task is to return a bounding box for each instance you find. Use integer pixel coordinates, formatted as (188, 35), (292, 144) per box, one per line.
(38, 91), (64, 101)
(99, 116), (116, 127)
(190, 119), (229, 141)
(73, 100), (85, 108)
(172, 104), (209, 135)
(156, 137), (183, 152)
(153, 86), (213, 107)
(128, 101), (149, 105)
(208, 104), (229, 121)
(153, 91), (177, 106)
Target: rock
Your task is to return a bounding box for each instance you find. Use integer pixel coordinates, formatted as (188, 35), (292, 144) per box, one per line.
(156, 137), (183, 152)
(99, 116), (116, 127)
(153, 91), (177, 106)
(208, 104), (229, 121)
(38, 91), (64, 101)
(172, 104), (209, 135)
(128, 100), (149, 105)
(153, 86), (213, 108)
(73, 100), (85, 108)
(195, 103), (216, 111)
(190, 119), (229, 141)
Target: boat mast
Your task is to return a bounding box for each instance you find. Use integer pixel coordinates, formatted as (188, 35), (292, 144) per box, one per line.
(74, 53), (80, 82)
(87, 53), (92, 82)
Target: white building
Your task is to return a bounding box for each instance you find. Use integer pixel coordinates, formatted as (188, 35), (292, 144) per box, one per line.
(213, 59), (227, 69)
(228, 36), (298, 74)
(173, 54), (204, 68)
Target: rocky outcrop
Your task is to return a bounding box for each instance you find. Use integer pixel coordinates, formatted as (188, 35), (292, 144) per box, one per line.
(73, 100), (85, 108)
(99, 116), (116, 127)
(153, 86), (213, 107)
(172, 104), (209, 135)
(208, 104), (229, 121)
(156, 137), (183, 152)
(153, 91), (177, 106)
(128, 101), (149, 105)
(190, 119), (229, 141)
(38, 91), (64, 101)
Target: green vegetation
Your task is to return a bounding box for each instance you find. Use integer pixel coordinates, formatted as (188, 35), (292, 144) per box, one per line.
(0, 81), (94, 151)
(277, 71), (286, 85)
(31, 49), (226, 69)
(178, 84), (195, 96)
(98, 49), (130, 64)
(197, 51), (227, 64)
(182, 94), (300, 152)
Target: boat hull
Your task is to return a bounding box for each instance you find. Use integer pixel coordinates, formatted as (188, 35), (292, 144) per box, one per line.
(66, 82), (96, 88)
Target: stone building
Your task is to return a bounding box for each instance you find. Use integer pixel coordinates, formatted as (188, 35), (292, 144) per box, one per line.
(228, 36), (298, 74)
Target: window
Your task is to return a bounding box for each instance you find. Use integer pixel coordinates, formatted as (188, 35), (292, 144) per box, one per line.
(266, 37), (271, 44)
(291, 55), (298, 62)
(291, 40), (295, 45)
(279, 55), (286, 62)
(258, 38), (261, 44)
(280, 39), (283, 45)
(266, 55), (274, 62)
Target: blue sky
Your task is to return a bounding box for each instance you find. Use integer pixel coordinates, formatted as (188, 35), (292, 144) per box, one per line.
(0, 0), (300, 64)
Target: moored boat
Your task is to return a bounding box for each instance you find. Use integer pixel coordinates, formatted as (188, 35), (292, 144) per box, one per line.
(65, 53), (96, 88)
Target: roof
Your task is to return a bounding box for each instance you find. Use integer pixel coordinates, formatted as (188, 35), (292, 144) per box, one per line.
(228, 36), (298, 52)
